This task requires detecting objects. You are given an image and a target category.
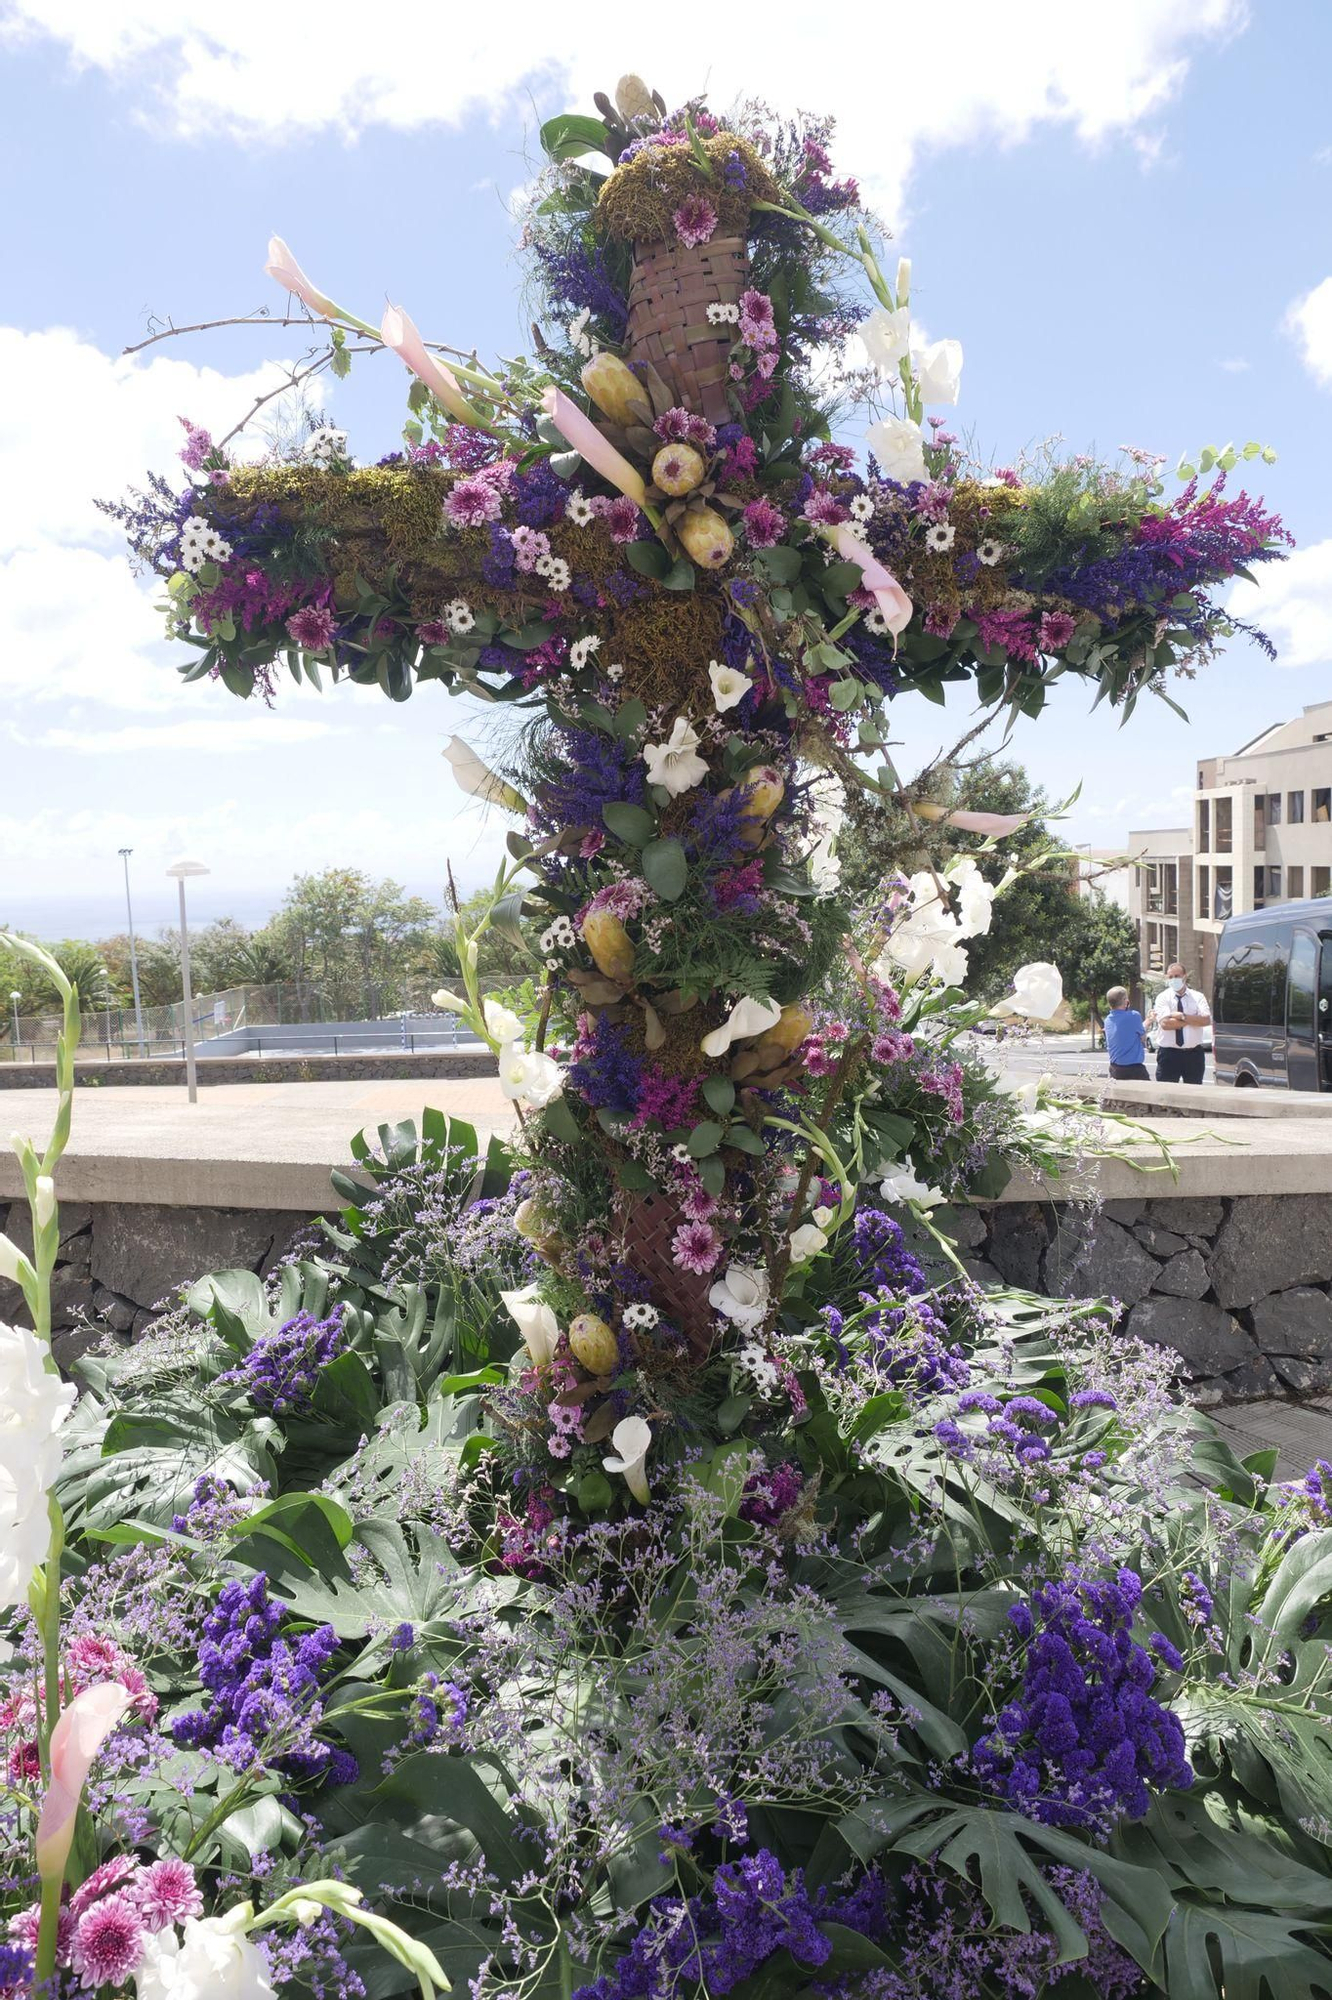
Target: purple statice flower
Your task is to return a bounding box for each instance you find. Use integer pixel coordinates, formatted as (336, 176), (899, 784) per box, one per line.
(532, 726), (647, 837)
(1071, 1388), (1118, 1411)
(286, 604), (337, 651)
(852, 1208), (927, 1294)
(219, 1305), (344, 1415)
(631, 1066), (699, 1131)
(1180, 1571), (1214, 1629)
(512, 457), (570, 527)
(534, 241), (630, 341)
(685, 783), (754, 872)
(740, 1461), (804, 1526)
(481, 522), (517, 587)
(0, 1943), (33, 1996)
(972, 1567), (1192, 1832)
(442, 423), (499, 469)
(723, 149), (748, 189)
(171, 1573), (356, 1787)
(170, 1471), (250, 1540)
(567, 1017), (644, 1116)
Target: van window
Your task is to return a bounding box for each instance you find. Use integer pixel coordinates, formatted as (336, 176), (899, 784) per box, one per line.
(1288, 932), (1317, 1035)
(1216, 941), (1275, 1025)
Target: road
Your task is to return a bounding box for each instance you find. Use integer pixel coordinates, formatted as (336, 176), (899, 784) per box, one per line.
(972, 1029), (1214, 1089)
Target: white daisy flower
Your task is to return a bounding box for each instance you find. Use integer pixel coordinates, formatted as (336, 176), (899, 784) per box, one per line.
(864, 606), (890, 636)
(545, 956), (561, 970)
(570, 635), (602, 672)
(849, 494), (874, 524)
(565, 490), (594, 526)
(606, 663), (624, 682)
(534, 552), (555, 577)
(977, 537), (1005, 566)
(706, 301), (740, 325)
(303, 424), (349, 467)
(925, 522), (956, 552)
(544, 557), (571, 592)
(671, 1143), (691, 1163)
(180, 515), (210, 545)
(623, 1302), (659, 1330)
(446, 598), (475, 633)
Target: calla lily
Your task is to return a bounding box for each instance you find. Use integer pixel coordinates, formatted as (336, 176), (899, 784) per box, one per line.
(701, 995), (783, 1059)
(708, 661), (752, 712)
(540, 387), (648, 510)
(501, 1284), (559, 1368)
(788, 1222), (829, 1264)
(829, 525), (912, 637)
(708, 1264), (769, 1333)
(643, 716), (709, 798)
(264, 235), (379, 338)
(381, 305), (482, 426)
(912, 802), (1029, 837)
(603, 1416), (652, 1504)
(36, 1682), (132, 1881)
(442, 738), (527, 814)
(1009, 961), (1064, 1021)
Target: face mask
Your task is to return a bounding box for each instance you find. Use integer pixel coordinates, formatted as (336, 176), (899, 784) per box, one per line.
(1169, 976), (1186, 993)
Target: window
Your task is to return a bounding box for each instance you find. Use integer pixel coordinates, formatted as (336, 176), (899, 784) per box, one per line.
(1216, 940), (1276, 1025)
(1215, 865), (1233, 919)
(1162, 861), (1178, 915)
(1269, 792), (1282, 825)
(1254, 794), (1267, 846)
(1314, 787), (1331, 823)
(1289, 866), (1305, 899)
(1199, 865), (1210, 919)
(1314, 866), (1332, 898)
(1145, 862), (1163, 914)
(1268, 866), (1283, 900)
(1215, 796), (1233, 853)
(1253, 865), (1266, 909)
(1198, 799), (1211, 851)
(1288, 931), (1317, 1036)
(1289, 790), (1305, 823)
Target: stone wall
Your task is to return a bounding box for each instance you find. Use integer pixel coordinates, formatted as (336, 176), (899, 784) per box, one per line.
(0, 1197), (324, 1367)
(964, 1193), (1332, 1403)
(0, 1050), (497, 1089)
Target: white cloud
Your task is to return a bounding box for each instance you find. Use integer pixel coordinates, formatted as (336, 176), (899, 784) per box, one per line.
(1231, 538), (1332, 669)
(1217, 356), (1251, 373)
(24, 717), (335, 755)
(4, 0), (1244, 223)
(0, 543), (179, 712)
(1286, 277), (1332, 388)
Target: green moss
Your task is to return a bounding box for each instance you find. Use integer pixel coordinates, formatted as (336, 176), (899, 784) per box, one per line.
(595, 132), (780, 246)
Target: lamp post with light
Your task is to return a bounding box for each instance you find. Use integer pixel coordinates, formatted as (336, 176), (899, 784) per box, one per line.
(166, 859), (210, 1103)
(118, 847), (147, 1057)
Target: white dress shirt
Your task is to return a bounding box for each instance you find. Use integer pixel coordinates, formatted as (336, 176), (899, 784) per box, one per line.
(1152, 986), (1211, 1050)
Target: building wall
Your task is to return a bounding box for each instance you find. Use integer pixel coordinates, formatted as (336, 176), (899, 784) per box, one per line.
(1192, 700), (1332, 950)
(1127, 826), (1198, 998)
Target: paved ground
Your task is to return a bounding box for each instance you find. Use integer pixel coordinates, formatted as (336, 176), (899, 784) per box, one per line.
(974, 1028), (1216, 1089)
(1209, 1394), (1332, 1467)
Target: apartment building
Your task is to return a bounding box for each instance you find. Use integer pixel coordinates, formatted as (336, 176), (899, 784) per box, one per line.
(1127, 699), (1332, 996)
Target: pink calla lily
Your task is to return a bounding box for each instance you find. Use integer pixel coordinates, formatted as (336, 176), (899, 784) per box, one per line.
(913, 803), (1030, 836)
(540, 387), (647, 510)
(36, 1683), (132, 1882)
(830, 525), (913, 637)
(381, 306), (480, 426)
(264, 236), (378, 337)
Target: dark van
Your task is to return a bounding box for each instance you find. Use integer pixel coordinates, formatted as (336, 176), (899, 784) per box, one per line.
(1212, 898), (1332, 1090)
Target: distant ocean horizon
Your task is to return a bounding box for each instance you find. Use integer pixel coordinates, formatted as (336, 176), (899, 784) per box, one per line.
(2, 883), (451, 943)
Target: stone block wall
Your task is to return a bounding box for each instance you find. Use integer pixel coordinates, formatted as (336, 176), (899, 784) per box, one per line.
(0, 1198), (323, 1368)
(963, 1194), (1332, 1403)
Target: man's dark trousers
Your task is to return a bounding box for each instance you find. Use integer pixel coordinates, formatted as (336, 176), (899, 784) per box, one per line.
(1109, 1062), (1150, 1080)
(1156, 1046), (1205, 1085)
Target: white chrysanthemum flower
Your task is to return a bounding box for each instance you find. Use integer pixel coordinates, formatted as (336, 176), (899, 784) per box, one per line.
(925, 522), (956, 552)
(864, 606), (889, 636)
(302, 424), (350, 467)
(849, 494), (874, 524)
(446, 598), (475, 633)
(707, 301), (740, 325)
(976, 537), (1005, 566)
(570, 635), (602, 672)
(623, 1302), (659, 1330)
(565, 490), (594, 526)
(606, 663), (624, 682)
(544, 557), (571, 592)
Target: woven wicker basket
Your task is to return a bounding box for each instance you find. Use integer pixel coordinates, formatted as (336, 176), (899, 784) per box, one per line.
(621, 1190), (716, 1356)
(626, 234), (748, 425)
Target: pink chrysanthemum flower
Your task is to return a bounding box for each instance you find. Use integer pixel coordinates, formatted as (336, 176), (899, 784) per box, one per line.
(673, 194), (718, 247)
(286, 604), (336, 651)
(70, 1856), (140, 1919)
(654, 408), (716, 451)
(417, 621), (451, 645)
(801, 488), (847, 527)
(1039, 610), (1078, 651)
(131, 1859), (203, 1930)
(680, 1187), (719, 1223)
(741, 497), (785, 548)
(72, 1895), (146, 1988)
(671, 1220), (723, 1275)
(605, 496), (640, 544)
(443, 476), (503, 527)
(511, 525), (551, 573)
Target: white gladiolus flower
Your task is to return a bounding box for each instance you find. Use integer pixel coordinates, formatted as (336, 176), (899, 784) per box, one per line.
(857, 306), (911, 373)
(709, 1264), (770, 1334)
(496, 1043), (564, 1109)
(912, 336), (963, 406)
(431, 988), (470, 1015)
(483, 999), (524, 1046)
(35, 1177), (56, 1229)
(0, 1236), (32, 1288)
(708, 661), (753, 712)
(945, 856), (996, 940)
(442, 738), (526, 813)
(807, 774), (846, 894)
(642, 717), (709, 797)
(136, 1908), (276, 2000)
(865, 415), (927, 486)
(0, 1320), (77, 1610)
(700, 995), (783, 1059)
(788, 1223), (828, 1265)
(501, 1284), (559, 1368)
(879, 1168), (944, 1208)
(1010, 962), (1064, 1020)
(603, 1416), (653, 1504)
(812, 1205), (836, 1230)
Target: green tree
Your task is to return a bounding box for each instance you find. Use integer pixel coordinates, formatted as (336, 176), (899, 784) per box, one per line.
(267, 868), (438, 1016)
(1060, 895), (1140, 1027)
(840, 757), (1085, 1001)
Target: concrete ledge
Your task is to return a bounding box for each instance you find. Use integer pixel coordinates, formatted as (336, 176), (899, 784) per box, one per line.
(0, 1048), (498, 1090)
(1094, 1080), (1332, 1121)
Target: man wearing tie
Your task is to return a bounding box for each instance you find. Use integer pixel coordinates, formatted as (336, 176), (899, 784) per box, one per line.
(1152, 960), (1212, 1085)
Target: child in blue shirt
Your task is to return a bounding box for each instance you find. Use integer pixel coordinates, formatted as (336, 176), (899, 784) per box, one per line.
(1103, 985), (1149, 1079)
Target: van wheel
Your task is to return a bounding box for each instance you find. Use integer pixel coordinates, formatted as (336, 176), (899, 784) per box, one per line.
(1235, 1072), (1257, 1087)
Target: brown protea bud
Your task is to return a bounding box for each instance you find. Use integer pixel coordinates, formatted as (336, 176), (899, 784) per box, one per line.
(581, 352), (650, 428)
(582, 908), (636, 986)
(652, 442), (706, 495)
(678, 507), (735, 569)
(569, 1312), (619, 1376)
(615, 75), (657, 124)
(734, 767), (785, 847)
(752, 1002), (813, 1062)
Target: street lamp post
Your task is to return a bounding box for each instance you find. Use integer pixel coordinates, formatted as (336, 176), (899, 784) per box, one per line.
(166, 858), (210, 1103)
(118, 847), (147, 1057)
(9, 991), (19, 1051)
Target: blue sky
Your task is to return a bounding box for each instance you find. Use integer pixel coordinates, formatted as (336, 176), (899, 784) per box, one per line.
(2, 1), (1330, 940)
